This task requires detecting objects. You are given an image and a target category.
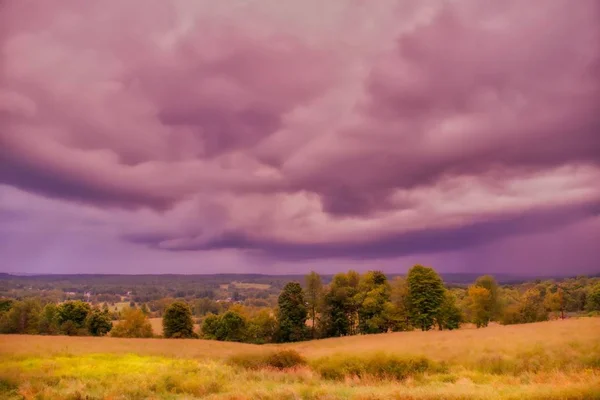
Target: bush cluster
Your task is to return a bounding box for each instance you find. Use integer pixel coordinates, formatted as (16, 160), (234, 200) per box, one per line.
(227, 349), (307, 370)
(310, 352), (436, 381)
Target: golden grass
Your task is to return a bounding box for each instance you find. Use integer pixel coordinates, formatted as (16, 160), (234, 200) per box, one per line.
(1, 317), (599, 399)
(0, 335), (259, 359)
(4, 317), (595, 361)
(288, 317), (600, 362)
(230, 282), (271, 290)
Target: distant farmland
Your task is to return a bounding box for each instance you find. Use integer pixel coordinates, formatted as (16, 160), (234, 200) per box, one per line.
(219, 281), (272, 290)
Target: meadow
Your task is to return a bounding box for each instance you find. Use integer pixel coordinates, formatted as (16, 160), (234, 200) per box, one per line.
(1, 317), (599, 399)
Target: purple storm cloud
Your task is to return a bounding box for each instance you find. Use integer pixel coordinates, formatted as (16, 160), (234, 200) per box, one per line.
(0, 0), (599, 274)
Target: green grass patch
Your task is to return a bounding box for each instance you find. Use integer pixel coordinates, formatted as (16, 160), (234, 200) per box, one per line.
(0, 354), (231, 399)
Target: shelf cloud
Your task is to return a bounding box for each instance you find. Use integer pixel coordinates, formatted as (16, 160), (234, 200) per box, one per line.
(1, 0), (599, 274)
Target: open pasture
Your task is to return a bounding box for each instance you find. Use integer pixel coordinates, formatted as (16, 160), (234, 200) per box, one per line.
(1, 318), (599, 399)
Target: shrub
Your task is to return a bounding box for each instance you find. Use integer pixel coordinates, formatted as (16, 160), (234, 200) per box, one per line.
(228, 349), (307, 370)
(311, 352), (434, 381)
(111, 307), (153, 338)
(86, 308), (113, 336)
(265, 349), (307, 369)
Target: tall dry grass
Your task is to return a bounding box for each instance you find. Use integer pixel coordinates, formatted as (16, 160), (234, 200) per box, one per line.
(1, 317), (599, 399)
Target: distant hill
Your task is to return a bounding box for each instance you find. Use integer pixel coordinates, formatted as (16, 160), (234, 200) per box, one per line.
(1, 271), (596, 285)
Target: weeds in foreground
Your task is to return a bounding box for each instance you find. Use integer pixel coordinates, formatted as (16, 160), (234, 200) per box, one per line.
(310, 352), (439, 381)
(1, 351), (599, 400)
(2, 318), (600, 399)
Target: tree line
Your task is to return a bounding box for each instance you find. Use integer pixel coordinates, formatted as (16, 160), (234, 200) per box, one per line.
(1, 266), (599, 342)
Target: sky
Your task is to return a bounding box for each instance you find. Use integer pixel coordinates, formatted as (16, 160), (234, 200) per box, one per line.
(1, 0), (599, 275)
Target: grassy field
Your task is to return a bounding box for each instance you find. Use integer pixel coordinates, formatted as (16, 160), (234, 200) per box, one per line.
(108, 302), (132, 313)
(1, 318), (599, 399)
(220, 282), (272, 290)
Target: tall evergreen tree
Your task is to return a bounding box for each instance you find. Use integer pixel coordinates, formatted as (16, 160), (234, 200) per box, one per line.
(163, 301), (195, 338)
(276, 282), (307, 342)
(407, 265), (445, 331)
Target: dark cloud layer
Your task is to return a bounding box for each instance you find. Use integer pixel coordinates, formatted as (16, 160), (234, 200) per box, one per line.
(131, 200), (600, 260)
(1, 0), (599, 274)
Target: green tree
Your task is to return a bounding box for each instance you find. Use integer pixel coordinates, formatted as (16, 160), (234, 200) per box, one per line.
(215, 311), (247, 342)
(201, 313), (220, 339)
(346, 270), (361, 333)
(520, 288), (548, 323)
(586, 284), (600, 312)
(565, 287), (587, 312)
(246, 309), (277, 344)
(406, 265), (445, 331)
(0, 299), (41, 334)
(468, 286), (492, 328)
(320, 272), (360, 337)
(163, 301), (195, 338)
(57, 300), (91, 334)
(305, 271), (323, 338)
(385, 277), (411, 331)
(474, 275), (501, 320)
(437, 290), (463, 330)
(38, 303), (60, 335)
(0, 298), (13, 313)
(276, 282), (308, 342)
(86, 308), (113, 336)
(356, 271), (390, 334)
(111, 307), (153, 338)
